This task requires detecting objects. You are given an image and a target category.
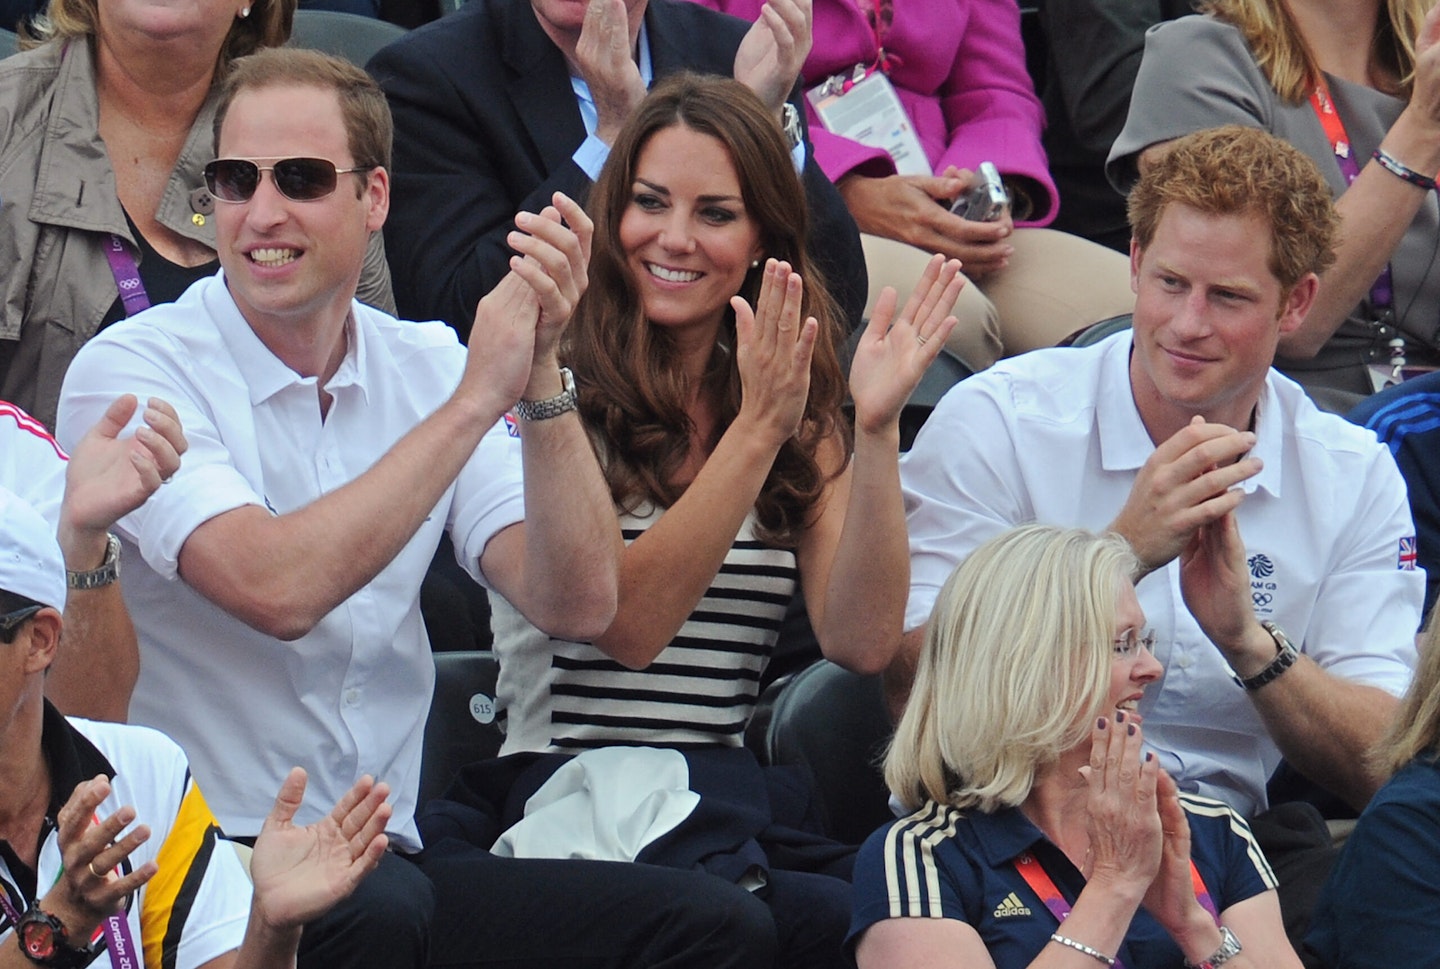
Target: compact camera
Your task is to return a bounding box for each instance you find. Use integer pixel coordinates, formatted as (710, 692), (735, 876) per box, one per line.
(951, 161), (1009, 222)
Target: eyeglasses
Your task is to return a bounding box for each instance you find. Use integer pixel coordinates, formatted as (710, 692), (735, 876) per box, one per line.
(203, 157), (371, 203)
(0, 605), (43, 643)
(1112, 630), (1157, 660)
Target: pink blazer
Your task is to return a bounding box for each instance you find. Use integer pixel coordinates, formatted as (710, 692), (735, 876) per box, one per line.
(693, 0), (1056, 224)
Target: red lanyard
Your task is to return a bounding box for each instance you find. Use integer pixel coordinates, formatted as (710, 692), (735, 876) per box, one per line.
(1309, 80), (1395, 311)
(857, 0), (899, 74)
(1013, 849), (1221, 968)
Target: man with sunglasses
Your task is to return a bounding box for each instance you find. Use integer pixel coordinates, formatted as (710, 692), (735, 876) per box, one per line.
(0, 397), (186, 722)
(892, 129), (1425, 952)
(0, 485), (395, 969)
(52, 48), (646, 969)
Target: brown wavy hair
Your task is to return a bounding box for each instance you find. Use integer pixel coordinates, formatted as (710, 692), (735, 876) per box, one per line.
(23, 0), (294, 73)
(566, 73), (849, 548)
(1201, 0), (1425, 102)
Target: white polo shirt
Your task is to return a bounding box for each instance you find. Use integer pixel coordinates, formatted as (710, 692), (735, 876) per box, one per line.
(0, 401), (66, 529)
(901, 332), (1422, 817)
(56, 273), (526, 850)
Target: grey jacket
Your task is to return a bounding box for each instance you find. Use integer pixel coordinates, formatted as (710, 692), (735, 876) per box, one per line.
(0, 38), (394, 429)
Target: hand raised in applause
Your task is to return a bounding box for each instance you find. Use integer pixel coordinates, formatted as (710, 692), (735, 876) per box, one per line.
(734, 0), (812, 114)
(576, 0), (647, 144)
(847, 253), (963, 435)
(1109, 416), (1260, 577)
(58, 395), (187, 568)
(730, 259), (818, 452)
(247, 768), (391, 932)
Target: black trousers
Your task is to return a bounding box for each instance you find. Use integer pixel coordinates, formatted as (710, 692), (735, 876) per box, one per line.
(418, 837), (780, 969)
(296, 849), (435, 968)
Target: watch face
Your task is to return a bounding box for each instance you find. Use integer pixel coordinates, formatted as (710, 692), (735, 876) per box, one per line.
(21, 920), (57, 958)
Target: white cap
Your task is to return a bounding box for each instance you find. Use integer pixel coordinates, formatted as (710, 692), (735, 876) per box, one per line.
(0, 486), (66, 612)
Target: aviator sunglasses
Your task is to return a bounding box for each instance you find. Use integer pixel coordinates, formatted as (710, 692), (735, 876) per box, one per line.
(203, 157), (371, 203)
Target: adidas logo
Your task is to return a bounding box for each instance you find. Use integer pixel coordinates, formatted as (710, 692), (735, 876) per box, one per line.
(993, 892), (1032, 918)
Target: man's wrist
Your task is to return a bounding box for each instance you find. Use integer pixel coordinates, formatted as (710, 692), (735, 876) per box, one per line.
(64, 533), (122, 590)
(1233, 621), (1299, 690)
(56, 520), (112, 573)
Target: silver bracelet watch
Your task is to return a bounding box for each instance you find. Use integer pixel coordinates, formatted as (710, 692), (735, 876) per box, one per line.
(66, 533), (121, 590)
(512, 367), (578, 421)
(1184, 925), (1242, 969)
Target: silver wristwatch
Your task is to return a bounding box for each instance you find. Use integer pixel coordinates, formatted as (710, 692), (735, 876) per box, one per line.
(66, 533), (121, 590)
(512, 367), (578, 421)
(1184, 925), (1242, 969)
(1234, 620), (1298, 691)
(781, 103), (803, 150)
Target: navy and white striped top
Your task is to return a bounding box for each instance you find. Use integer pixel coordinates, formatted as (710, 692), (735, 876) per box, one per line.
(491, 503), (798, 754)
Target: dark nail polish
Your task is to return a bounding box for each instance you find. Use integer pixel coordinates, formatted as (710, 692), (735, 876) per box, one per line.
(1127, 723), (1137, 736)
(1115, 710), (1126, 724)
(1096, 717), (1108, 730)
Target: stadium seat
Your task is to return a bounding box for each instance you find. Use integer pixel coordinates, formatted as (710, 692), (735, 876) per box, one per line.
(286, 9), (406, 65)
(758, 660), (895, 846)
(419, 650), (505, 806)
(1061, 312), (1133, 348)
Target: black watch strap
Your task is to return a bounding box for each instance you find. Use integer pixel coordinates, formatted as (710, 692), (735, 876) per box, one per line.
(16, 906), (95, 968)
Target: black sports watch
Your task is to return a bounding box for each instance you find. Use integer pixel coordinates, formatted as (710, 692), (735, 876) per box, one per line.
(16, 906), (95, 968)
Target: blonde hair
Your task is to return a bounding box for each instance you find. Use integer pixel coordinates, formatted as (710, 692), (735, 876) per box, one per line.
(885, 525), (1139, 813)
(1373, 616), (1440, 777)
(1201, 0), (1426, 102)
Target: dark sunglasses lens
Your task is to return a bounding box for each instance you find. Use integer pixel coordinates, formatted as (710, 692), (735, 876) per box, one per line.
(205, 159), (261, 202)
(273, 158), (339, 201)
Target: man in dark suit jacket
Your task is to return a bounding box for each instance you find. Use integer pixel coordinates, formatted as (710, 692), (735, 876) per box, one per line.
(368, 0), (867, 338)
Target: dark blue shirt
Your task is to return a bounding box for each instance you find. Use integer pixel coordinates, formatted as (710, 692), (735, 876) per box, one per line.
(1307, 757), (1440, 969)
(850, 795), (1275, 968)
(1348, 372), (1440, 622)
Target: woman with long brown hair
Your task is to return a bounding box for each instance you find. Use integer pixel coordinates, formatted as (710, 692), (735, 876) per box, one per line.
(489, 71), (962, 968)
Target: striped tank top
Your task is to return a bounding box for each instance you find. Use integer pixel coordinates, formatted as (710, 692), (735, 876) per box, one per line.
(491, 503), (798, 754)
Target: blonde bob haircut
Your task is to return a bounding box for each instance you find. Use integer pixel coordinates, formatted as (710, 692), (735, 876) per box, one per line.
(1201, 0), (1425, 103)
(885, 525), (1139, 814)
(1372, 612), (1440, 778)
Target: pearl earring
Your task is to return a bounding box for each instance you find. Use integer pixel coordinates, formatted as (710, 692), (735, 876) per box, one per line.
(239, 5), (250, 16)
(750, 259), (760, 268)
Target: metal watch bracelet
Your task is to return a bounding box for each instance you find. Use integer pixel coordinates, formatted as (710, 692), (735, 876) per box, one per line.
(512, 367), (578, 422)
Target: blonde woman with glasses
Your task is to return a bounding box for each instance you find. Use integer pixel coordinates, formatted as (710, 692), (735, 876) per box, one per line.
(849, 524), (1301, 969)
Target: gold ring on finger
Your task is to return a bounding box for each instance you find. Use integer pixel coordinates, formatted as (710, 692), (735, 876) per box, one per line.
(916, 334), (928, 347)
(87, 861), (104, 879)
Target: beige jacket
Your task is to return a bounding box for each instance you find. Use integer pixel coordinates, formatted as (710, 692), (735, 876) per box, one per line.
(0, 39), (395, 429)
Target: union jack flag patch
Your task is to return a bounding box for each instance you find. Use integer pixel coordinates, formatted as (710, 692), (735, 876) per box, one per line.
(1399, 536), (1418, 571)
(503, 413), (521, 438)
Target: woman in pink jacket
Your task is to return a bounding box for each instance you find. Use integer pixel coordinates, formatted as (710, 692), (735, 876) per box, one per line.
(695, 0), (1133, 366)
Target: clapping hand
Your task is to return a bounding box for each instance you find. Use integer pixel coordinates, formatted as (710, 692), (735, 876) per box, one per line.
(734, 0), (813, 114)
(248, 768), (390, 932)
(58, 395), (187, 567)
(575, 0), (647, 144)
(730, 259), (818, 451)
(42, 776), (157, 943)
(506, 192), (594, 362)
(847, 254), (962, 435)
(1079, 713), (1163, 902)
